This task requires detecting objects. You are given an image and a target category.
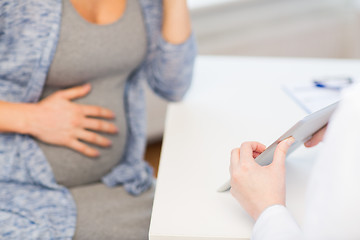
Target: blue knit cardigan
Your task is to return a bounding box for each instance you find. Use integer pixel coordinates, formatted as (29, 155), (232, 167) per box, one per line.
(0, 0), (196, 238)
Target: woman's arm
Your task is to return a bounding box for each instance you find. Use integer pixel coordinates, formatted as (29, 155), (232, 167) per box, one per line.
(0, 84), (117, 157)
(0, 101), (33, 134)
(143, 0), (196, 102)
(162, 0), (191, 44)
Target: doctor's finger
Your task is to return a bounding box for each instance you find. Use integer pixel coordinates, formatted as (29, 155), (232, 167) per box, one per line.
(230, 148), (241, 168)
(239, 142), (266, 164)
(304, 125), (327, 148)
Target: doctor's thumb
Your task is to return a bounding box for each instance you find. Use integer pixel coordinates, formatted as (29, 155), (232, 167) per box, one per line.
(272, 137), (295, 168)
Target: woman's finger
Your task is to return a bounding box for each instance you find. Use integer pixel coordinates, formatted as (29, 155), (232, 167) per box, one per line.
(272, 137), (295, 169)
(82, 118), (118, 133)
(57, 84), (91, 100)
(77, 130), (112, 147)
(80, 105), (115, 119)
(67, 139), (99, 158)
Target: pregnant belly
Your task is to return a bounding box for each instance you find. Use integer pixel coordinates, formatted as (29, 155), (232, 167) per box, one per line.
(36, 77), (127, 188)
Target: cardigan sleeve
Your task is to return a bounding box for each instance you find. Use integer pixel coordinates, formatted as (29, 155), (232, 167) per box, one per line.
(145, 33), (197, 102)
(139, 0), (197, 102)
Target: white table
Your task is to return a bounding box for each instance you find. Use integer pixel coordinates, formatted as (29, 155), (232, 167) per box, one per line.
(149, 56), (360, 240)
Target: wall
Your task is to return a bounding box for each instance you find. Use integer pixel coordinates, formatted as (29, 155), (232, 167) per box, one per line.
(192, 0), (360, 58)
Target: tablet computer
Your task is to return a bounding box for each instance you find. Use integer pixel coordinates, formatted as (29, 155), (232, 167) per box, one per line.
(218, 101), (339, 192)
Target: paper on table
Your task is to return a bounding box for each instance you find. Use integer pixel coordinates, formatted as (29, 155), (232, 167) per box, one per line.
(283, 80), (347, 114)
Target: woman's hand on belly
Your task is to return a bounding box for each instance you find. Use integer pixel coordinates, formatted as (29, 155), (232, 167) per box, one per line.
(29, 84), (118, 157)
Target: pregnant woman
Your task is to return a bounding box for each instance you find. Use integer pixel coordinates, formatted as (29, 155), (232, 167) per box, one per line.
(0, 0), (196, 239)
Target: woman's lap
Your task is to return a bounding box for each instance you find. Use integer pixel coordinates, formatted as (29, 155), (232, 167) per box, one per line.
(70, 182), (155, 240)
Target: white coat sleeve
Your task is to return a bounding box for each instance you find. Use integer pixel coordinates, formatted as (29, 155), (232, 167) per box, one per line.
(252, 205), (302, 240)
(302, 84), (360, 240)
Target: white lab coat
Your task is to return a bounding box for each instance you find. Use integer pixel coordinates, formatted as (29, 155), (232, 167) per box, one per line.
(252, 84), (360, 240)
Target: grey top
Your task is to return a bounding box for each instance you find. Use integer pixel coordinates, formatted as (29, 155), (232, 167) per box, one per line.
(36, 0), (147, 188)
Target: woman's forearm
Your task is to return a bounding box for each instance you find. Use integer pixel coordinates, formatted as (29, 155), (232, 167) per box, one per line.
(162, 0), (191, 44)
(0, 101), (34, 134)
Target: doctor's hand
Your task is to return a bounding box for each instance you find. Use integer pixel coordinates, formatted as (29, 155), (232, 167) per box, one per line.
(229, 137), (295, 220)
(304, 125), (327, 148)
(28, 84), (118, 157)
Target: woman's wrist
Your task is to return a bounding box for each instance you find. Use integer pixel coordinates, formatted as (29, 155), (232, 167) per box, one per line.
(21, 103), (40, 136)
(0, 101), (37, 135)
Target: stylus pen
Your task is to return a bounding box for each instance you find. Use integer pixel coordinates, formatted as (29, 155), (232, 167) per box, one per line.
(217, 180), (231, 192)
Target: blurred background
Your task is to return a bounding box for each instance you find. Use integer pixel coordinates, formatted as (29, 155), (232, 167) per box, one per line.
(145, 0), (360, 174)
